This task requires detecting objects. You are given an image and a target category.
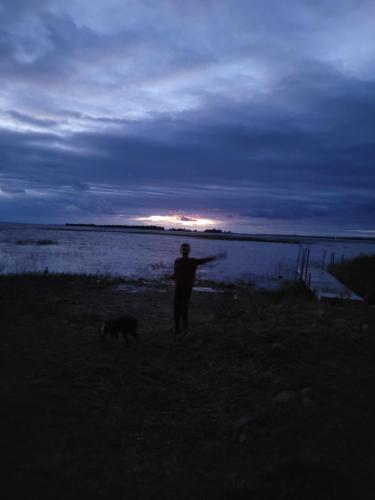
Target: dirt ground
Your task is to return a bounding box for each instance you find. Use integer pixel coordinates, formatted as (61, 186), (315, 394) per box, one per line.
(1, 274), (375, 499)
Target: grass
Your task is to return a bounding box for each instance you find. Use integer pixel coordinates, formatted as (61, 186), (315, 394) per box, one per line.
(1, 274), (375, 499)
(330, 254), (375, 304)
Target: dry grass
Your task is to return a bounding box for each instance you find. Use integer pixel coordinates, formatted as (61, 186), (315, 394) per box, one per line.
(330, 254), (375, 304)
(1, 275), (375, 499)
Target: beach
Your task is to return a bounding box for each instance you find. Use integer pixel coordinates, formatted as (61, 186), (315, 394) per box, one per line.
(1, 274), (375, 499)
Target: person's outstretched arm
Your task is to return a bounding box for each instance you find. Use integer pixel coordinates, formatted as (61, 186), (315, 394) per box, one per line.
(195, 252), (226, 266)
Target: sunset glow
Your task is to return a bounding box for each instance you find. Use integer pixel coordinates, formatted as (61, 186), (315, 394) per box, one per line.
(136, 214), (219, 228)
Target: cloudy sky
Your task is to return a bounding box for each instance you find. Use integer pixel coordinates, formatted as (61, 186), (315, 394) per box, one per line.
(1, 0), (375, 235)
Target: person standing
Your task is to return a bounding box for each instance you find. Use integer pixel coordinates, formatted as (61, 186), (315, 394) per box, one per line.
(173, 243), (226, 335)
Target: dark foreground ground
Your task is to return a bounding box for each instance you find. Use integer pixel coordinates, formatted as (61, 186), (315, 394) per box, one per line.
(1, 275), (375, 500)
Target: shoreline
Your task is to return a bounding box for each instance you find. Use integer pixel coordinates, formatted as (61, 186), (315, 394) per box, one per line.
(0, 271), (288, 291)
(48, 225), (375, 244)
(40, 225), (303, 244)
(3, 220), (375, 244)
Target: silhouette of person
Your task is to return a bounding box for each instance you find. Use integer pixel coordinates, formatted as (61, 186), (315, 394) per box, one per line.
(173, 243), (226, 335)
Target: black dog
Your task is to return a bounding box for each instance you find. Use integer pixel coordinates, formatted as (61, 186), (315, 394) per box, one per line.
(100, 315), (138, 344)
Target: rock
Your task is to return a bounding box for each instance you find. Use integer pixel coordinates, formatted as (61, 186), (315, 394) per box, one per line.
(300, 387), (313, 396)
(239, 433), (246, 443)
(46, 296), (62, 306)
(83, 326), (97, 334)
(234, 415), (256, 430)
(333, 318), (348, 328)
(270, 343), (287, 358)
(273, 390), (297, 403)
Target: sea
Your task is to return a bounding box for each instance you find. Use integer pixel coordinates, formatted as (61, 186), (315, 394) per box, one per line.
(1, 222), (375, 288)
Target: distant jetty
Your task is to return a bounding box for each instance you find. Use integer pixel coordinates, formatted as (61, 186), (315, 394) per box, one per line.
(65, 223), (227, 234)
(62, 223), (375, 245)
(65, 223), (166, 231)
(63, 223), (300, 244)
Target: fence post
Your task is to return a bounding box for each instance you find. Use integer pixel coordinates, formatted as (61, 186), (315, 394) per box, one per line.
(330, 252), (335, 268)
(295, 246), (302, 282)
(304, 248), (310, 282)
(300, 248), (306, 282)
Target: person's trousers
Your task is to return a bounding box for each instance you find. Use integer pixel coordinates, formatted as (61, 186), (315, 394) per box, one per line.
(174, 287), (192, 332)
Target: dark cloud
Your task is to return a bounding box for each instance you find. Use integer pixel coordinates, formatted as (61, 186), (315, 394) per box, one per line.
(1, 0), (375, 233)
(0, 185), (26, 194)
(178, 216), (198, 222)
(7, 110), (61, 128)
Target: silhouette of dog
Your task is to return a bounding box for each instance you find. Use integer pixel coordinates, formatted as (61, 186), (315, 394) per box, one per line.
(100, 315), (138, 344)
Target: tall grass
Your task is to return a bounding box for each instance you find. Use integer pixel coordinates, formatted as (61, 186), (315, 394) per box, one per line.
(330, 254), (375, 304)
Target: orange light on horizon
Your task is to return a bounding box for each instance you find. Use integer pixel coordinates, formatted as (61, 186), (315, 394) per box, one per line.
(135, 214), (220, 228)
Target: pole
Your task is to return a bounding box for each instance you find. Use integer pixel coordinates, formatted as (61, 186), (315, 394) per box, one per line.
(300, 248), (306, 282)
(295, 246), (302, 282)
(304, 248), (310, 282)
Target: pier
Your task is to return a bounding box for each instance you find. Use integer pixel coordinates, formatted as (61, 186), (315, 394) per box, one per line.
(296, 247), (364, 302)
(302, 266), (364, 301)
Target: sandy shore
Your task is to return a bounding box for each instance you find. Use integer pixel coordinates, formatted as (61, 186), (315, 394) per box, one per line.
(1, 274), (375, 499)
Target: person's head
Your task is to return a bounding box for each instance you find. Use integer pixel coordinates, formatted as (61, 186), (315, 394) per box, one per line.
(180, 243), (191, 257)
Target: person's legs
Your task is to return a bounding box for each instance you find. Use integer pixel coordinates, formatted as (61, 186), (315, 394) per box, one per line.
(181, 288), (192, 333)
(174, 288), (192, 334)
(174, 288), (182, 334)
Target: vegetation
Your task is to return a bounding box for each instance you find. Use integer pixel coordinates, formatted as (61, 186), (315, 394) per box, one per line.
(330, 254), (375, 304)
(16, 239), (57, 245)
(65, 223), (165, 231)
(1, 275), (375, 499)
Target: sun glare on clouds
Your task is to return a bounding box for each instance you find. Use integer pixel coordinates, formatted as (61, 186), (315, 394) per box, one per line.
(136, 214), (219, 228)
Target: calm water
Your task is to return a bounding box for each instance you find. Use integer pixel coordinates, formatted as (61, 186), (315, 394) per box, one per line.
(1, 223), (374, 287)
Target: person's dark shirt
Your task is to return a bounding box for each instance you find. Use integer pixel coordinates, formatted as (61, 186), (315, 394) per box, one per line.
(174, 256), (214, 289)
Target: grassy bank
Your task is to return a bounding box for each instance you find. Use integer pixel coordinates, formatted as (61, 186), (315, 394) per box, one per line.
(1, 274), (375, 499)
(330, 254), (375, 304)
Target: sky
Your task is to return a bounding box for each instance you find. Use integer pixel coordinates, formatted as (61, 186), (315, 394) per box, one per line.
(1, 0), (375, 235)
